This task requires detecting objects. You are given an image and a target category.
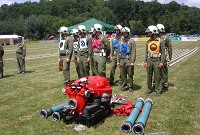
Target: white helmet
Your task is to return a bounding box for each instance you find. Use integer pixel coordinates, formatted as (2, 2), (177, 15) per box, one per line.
(59, 26), (69, 34)
(156, 24), (165, 33)
(114, 24), (123, 32)
(145, 25), (159, 34)
(71, 28), (79, 35)
(89, 27), (94, 33)
(93, 24), (103, 32)
(77, 25), (86, 33)
(121, 27), (130, 35)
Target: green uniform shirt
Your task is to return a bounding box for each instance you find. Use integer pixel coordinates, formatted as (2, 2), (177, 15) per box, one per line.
(161, 35), (172, 59)
(78, 36), (92, 57)
(59, 36), (73, 60)
(117, 38), (136, 63)
(110, 35), (122, 57)
(16, 42), (26, 57)
(145, 37), (165, 63)
(92, 34), (110, 55)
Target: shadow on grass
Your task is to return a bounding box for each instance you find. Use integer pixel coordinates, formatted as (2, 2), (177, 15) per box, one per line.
(169, 82), (175, 87)
(3, 74), (15, 78)
(134, 84), (142, 91)
(25, 70), (35, 74)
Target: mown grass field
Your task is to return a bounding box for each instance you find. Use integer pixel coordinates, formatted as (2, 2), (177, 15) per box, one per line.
(0, 40), (200, 135)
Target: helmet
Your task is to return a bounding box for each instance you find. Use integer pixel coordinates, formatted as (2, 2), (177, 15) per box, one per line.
(121, 27), (130, 35)
(156, 24), (165, 33)
(77, 25), (86, 33)
(114, 24), (123, 32)
(145, 25), (159, 34)
(71, 28), (79, 35)
(59, 26), (69, 34)
(93, 24), (102, 32)
(89, 27), (94, 33)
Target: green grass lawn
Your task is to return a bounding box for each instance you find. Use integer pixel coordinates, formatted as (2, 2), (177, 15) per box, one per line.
(0, 41), (200, 135)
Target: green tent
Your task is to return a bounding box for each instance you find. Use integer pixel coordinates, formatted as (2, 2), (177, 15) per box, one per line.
(67, 18), (115, 32)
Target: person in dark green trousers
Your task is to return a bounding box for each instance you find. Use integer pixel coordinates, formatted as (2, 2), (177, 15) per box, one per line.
(77, 25), (92, 78)
(109, 24), (123, 85)
(157, 24), (172, 91)
(144, 25), (165, 96)
(58, 26), (73, 93)
(16, 37), (26, 74)
(71, 28), (81, 78)
(91, 24), (110, 77)
(0, 44), (4, 79)
(117, 27), (136, 91)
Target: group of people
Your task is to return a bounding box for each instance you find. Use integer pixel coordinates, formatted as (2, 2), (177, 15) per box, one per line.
(58, 23), (172, 96)
(0, 37), (26, 79)
(0, 22), (172, 97)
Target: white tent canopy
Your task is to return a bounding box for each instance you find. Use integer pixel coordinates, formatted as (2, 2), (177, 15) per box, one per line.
(0, 35), (22, 39)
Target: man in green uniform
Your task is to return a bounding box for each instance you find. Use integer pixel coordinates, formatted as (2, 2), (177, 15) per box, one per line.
(157, 24), (172, 90)
(71, 28), (81, 78)
(144, 25), (165, 96)
(58, 26), (73, 92)
(91, 24), (110, 77)
(109, 24), (123, 84)
(16, 37), (26, 74)
(0, 44), (4, 78)
(77, 25), (92, 77)
(117, 27), (136, 91)
(88, 27), (95, 76)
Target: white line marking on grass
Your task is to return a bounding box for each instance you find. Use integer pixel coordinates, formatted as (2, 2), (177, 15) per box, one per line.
(169, 47), (199, 66)
(4, 62), (57, 73)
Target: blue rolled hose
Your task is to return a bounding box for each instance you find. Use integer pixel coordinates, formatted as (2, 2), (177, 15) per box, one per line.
(132, 98), (153, 135)
(121, 98), (144, 133)
(40, 101), (69, 118)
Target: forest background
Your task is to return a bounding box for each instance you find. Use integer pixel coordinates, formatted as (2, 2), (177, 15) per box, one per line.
(0, 0), (199, 40)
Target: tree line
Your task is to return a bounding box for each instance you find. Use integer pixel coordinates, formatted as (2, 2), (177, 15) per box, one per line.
(0, 0), (199, 40)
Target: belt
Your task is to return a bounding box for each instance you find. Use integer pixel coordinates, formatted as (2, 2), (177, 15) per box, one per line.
(148, 53), (161, 58)
(93, 52), (106, 57)
(16, 52), (23, 54)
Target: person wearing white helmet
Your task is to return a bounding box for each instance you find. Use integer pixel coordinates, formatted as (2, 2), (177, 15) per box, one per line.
(71, 28), (81, 78)
(91, 23), (110, 77)
(144, 25), (165, 96)
(77, 25), (92, 77)
(109, 24), (123, 85)
(156, 23), (172, 91)
(58, 26), (73, 93)
(116, 27), (136, 91)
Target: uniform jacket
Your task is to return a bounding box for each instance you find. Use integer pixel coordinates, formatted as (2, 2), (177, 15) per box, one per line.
(145, 37), (165, 63)
(16, 42), (26, 57)
(59, 36), (73, 60)
(117, 38), (136, 63)
(110, 35), (122, 57)
(91, 34), (110, 55)
(161, 35), (172, 59)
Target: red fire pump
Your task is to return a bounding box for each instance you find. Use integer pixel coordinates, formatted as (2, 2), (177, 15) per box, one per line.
(52, 76), (112, 126)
